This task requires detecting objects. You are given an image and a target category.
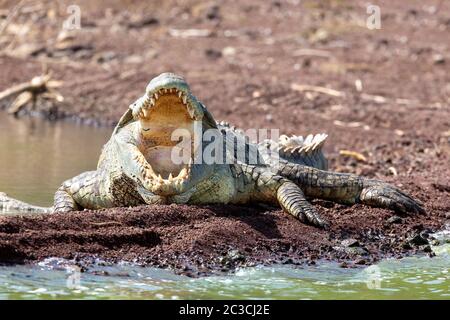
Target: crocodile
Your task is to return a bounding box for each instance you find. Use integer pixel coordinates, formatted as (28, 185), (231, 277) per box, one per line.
(0, 72), (424, 228)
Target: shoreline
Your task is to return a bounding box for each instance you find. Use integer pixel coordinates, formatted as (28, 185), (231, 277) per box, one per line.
(0, 202), (446, 277)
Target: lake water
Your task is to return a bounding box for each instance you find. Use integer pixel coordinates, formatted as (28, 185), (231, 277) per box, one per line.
(0, 114), (448, 299)
(0, 115), (111, 207)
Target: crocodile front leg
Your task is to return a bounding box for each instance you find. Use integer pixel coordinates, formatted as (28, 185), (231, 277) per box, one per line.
(277, 163), (425, 215)
(54, 170), (115, 212)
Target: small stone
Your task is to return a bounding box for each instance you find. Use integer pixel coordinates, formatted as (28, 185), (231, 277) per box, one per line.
(222, 46), (236, 56)
(124, 55), (144, 64)
(386, 215), (403, 224)
(205, 5), (220, 20)
(355, 259), (367, 265)
(221, 249), (245, 265)
(341, 238), (360, 247)
(433, 54), (445, 64)
(430, 239), (440, 246)
(409, 233), (429, 246)
(95, 51), (117, 63)
(126, 16), (159, 29)
(252, 91), (261, 98)
(205, 49), (222, 59)
(402, 242), (413, 250)
(346, 247), (368, 256)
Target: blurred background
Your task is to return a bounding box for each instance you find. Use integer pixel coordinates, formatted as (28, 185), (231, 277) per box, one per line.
(0, 0), (448, 186)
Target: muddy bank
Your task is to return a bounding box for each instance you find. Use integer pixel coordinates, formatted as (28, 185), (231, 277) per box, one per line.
(0, 1), (449, 276)
(0, 196), (447, 276)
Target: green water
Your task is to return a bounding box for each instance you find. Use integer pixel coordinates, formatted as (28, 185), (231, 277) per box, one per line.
(0, 249), (449, 299)
(0, 114), (449, 300)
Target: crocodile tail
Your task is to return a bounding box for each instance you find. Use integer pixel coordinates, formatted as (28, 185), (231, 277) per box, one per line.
(0, 192), (52, 214)
(277, 133), (328, 170)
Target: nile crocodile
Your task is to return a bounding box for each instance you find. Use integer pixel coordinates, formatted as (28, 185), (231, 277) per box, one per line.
(0, 73), (424, 228)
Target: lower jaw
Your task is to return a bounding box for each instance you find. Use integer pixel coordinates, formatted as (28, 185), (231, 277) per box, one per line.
(149, 180), (188, 197)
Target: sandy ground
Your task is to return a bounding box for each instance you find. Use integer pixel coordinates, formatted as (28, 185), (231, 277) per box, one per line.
(0, 0), (448, 274)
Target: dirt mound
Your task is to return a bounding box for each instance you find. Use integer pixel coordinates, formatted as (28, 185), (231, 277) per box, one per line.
(0, 198), (446, 276)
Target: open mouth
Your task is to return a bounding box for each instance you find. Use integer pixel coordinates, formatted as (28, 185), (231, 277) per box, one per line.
(137, 87), (197, 190)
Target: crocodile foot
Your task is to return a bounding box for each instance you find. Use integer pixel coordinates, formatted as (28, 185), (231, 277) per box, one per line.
(359, 181), (425, 215)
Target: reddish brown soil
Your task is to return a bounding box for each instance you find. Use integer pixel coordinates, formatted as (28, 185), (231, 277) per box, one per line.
(0, 199), (445, 276)
(0, 1), (449, 275)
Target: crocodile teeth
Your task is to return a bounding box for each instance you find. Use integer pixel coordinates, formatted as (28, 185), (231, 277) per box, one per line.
(154, 92), (159, 99)
(178, 91), (183, 98)
(178, 167), (188, 179)
(182, 95), (187, 104)
(168, 173), (174, 181)
(150, 98), (155, 106)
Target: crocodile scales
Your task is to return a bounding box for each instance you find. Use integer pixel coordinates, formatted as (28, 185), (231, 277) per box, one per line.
(0, 73), (425, 228)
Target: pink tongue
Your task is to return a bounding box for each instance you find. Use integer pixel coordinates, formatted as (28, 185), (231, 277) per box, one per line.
(144, 146), (184, 179)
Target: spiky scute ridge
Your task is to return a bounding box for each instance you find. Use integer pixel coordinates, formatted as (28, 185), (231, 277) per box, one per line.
(279, 133), (328, 154)
(258, 133), (328, 171)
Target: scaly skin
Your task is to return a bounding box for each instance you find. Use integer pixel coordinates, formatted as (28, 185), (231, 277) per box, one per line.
(0, 73), (425, 228)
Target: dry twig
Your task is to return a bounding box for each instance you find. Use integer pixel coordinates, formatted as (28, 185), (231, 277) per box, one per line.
(339, 150), (368, 162)
(292, 49), (333, 58)
(291, 83), (346, 97)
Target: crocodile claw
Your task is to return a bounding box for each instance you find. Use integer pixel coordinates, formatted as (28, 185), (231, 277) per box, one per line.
(277, 181), (330, 229)
(359, 182), (425, 215)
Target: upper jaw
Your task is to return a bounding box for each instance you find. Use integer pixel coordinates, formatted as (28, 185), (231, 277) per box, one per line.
(145, 73), (189, 93)
(141, 86), (203, 121)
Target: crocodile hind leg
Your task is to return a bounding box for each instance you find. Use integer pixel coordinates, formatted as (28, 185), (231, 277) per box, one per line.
(53, 170), (114, 213)
(277, 163), (425, 215)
